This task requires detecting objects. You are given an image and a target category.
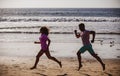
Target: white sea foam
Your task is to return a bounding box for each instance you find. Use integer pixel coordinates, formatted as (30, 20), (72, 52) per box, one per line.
(0, 17), (120, 22)
(0, 21), (120, 34)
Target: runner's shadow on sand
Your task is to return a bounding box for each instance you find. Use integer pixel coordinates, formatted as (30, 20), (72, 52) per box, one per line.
(35, 73), (47, 76)
(40, 73), (47, 76)
(57, 73), (68, 76)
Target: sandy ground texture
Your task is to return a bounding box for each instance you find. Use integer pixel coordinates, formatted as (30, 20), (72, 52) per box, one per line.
(0, 56), (120, 76)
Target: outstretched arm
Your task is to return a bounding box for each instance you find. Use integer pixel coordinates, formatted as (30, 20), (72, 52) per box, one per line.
(34, 41), (40, 44)
(90, 31), (96, 43)
(74, 30), (80, 38)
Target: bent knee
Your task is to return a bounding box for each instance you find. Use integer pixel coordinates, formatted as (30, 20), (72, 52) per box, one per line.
(48, 56), (53, 59)
(91, 53), (98, 57)
(36, 55), (40, 59)
(77, 51), (81, 55)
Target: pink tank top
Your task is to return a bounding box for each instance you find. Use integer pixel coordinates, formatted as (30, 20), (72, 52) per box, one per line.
(39, 34), (48, 50)
(81, 30), (90, 45)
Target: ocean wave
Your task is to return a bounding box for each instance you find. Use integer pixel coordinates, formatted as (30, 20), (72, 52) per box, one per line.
(0, 17), (120, 22)
(0, 31), (120, 35)
(0, 8), (120, 17)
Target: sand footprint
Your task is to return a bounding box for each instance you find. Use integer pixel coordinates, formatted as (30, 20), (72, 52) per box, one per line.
(12, 64), (20, 69)
(79, 72), (91, 76)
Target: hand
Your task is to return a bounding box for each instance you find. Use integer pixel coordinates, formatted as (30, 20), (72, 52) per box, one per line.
(34, 41), (37, 44)
(91, 40), (94, 43)
(74, 30), (77, 33)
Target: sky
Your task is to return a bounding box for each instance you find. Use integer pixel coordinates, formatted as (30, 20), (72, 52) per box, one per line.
(0, 0), (120, 8)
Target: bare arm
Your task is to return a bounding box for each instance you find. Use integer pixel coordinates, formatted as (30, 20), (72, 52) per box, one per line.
(90, 31), (96, 43)
(47, 38), (51, 48)
(34, 41), (40, 44)
(74, 30), (80, 38)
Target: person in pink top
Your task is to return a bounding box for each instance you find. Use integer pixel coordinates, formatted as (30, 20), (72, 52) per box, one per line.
(74, 23), (105, 71)
(30, 26), (62, 69)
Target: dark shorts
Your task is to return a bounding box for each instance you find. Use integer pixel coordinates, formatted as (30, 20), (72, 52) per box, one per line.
(79, 44), (95, 54)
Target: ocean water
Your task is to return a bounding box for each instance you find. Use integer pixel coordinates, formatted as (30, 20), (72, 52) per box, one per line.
(0, 8), (120, 34)
(0, 8), (120, 17)
(0, 8), (120, 58)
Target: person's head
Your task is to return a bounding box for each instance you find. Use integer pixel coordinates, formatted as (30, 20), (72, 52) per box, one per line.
(79, 23), (85, 31)
(40, 26), (49, 35)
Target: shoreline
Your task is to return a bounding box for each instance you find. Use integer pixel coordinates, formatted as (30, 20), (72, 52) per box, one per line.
(0, 56), (120, 76)
(0, 31), (120, 35)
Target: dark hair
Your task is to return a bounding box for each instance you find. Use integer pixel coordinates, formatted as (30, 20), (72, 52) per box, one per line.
(40, 26), (49, 35)
(79, 23), (85, 29)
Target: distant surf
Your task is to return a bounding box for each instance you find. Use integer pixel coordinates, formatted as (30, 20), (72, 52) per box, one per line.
(0, 8), (120, 34)
(0, 8), (120, 17)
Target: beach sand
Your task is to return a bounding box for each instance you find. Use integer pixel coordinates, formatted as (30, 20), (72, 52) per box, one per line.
(0, 56), (120, 76)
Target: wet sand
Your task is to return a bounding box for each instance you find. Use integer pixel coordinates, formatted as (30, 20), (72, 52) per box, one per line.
(0, 56), (120, 76)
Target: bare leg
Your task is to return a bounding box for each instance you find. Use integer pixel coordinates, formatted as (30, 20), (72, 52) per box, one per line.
(91, 53), (105, 71)
(77, 51), (82, 71)
(30, 50), (44, 69)
(45, 50), (62, 68)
